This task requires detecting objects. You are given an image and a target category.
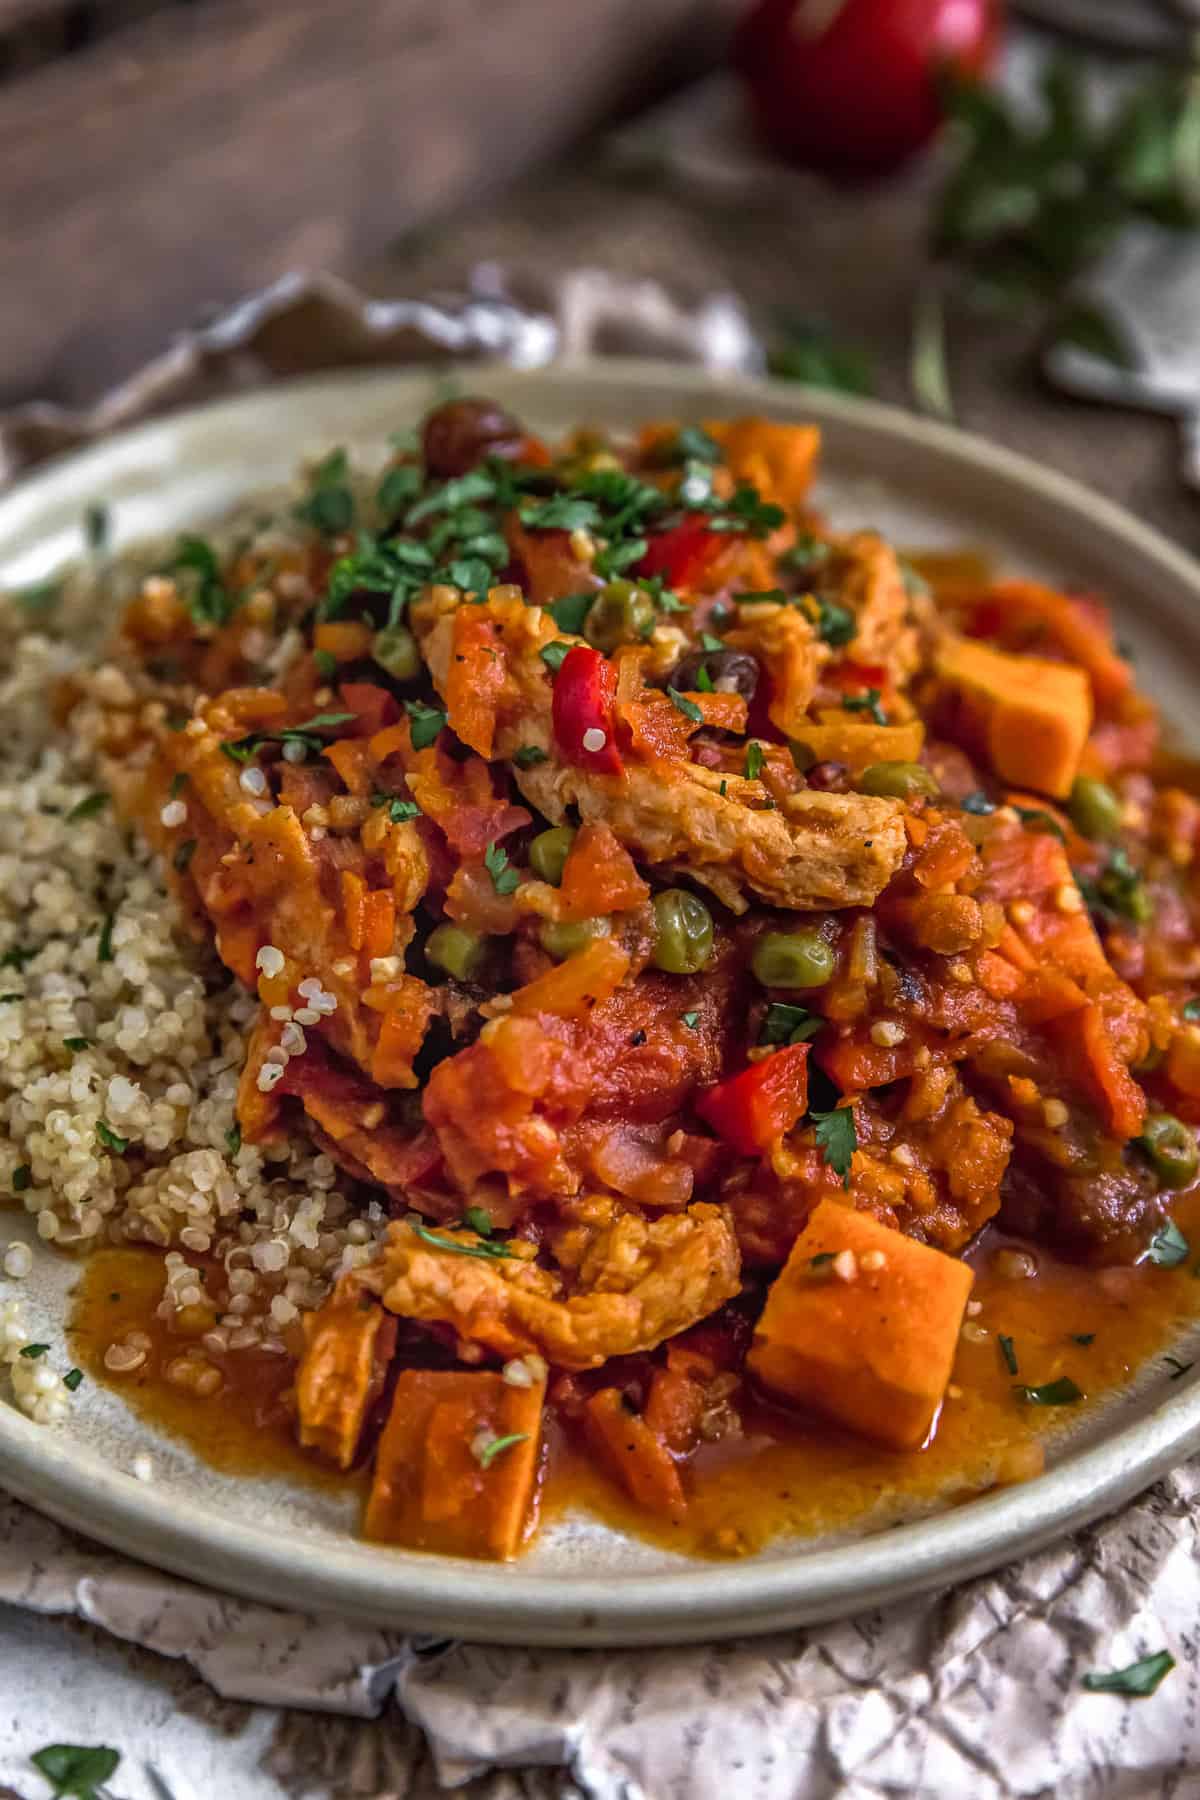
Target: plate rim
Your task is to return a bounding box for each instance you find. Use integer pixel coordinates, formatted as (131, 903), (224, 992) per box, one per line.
(4, 357), (1200, 1646)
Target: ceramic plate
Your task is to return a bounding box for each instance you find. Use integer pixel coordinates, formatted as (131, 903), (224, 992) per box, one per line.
(3, 361), (1200, 1646)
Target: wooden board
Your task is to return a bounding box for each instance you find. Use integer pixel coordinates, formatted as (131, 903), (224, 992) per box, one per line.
(1, 0), (735, 406)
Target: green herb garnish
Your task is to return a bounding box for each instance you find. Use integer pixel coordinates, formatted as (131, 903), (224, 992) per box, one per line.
(12, 1165), (31, 1192)
(95, 1121), (129, 1154)
(998, 1334), (1019, 1376)
(476, 1431), (530, 1469)
(841, 688), (887, 726)
(1014, 1376), (1083, 1406)
(484, 840), (520, 897)
(313, 648), (338, 679)
(1145, 1218), (1189, 1268)
(411, 1222), (514, 1261)
(1183, 998), (1200, 1022)
(30, 1742), (121, 1798)
(812, 1105), (857, 1187)
(19, 1344), (50, 1359)
(767, 319), (875, 395)
(376, 463), (422, 521)
(540, 641), (572, 674)
(1013, 805), (1066, 843)
(295, 448), (355, 536)
(1071, 1332), (1095, 1346)
(63, 1038), (91, 1052)
(97, 912), (116, 963)
(372, 791), (420, 823)
(549, 592), (596, 635)
(680, 1010), (700, 1030)
(65, 792), (109, 824)
(404, 701), (447, 750)
(463, 1205), (493, 1238)
(744, 740), (764, 781)
(63, 1368), (84, 1392)
(667, 687), (703, 724)
(225, 1125), (242, 1156)
(521, 495), (601, 532)
(961, 790), (996, 815)
(173, 839), (198, 873)
(170, 534), (232, 627)
(761, 1003), (823, 1046)
(512, 745), (549, 768)
(1082, 1650), (1175, 1698)
(700, 632), (725, 652)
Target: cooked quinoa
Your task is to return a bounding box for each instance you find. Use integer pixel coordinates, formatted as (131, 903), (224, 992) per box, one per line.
(0, 499), (387, 1423)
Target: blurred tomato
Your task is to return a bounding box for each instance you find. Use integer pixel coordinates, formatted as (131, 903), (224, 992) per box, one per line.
(734, 0), (1002, 176)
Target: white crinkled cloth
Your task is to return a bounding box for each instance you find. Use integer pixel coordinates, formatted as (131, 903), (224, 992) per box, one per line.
(1, 1465), (1198, 1800)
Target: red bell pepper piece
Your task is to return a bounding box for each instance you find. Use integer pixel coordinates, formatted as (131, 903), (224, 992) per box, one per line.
(637, 516), (724, 591)
(695, 1042), (810, 1156)
(551, 645), (623, 775)
(338, 681), (401, 738)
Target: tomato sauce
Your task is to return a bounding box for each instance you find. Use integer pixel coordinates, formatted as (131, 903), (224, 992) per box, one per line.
(68, 1194), (1200, 1559)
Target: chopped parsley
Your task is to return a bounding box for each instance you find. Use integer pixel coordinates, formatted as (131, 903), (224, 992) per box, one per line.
(30, 1743), (121, 1798)
(648, 425), (721, 466)
(475, 1431), (530, 1469)
(540, 641), (572, 673)
(222, 711), (357, 765)
(593, 537), (648, 579)
(95, 1121), (130, 1154)
(960, 790), (996, 816)
(811, 596), (856, 648)
(313, 648), (338, 679)
(761, 1003), (823, 1046)
(1080, 846), (1152, 925)
(549, 591), (596, 635)
(1014, 1376), (1083, 1406)
(1145, 1218), (1189, 1268)
(667, 687), (703, 724)
(484, 840), (520, 896)
(372, 792), (420, 823)
(404, 701), (447, 750)
(745, 740), (764, 781)
(812, 1105), (857, 1187)
(169, 771), (188, 798)
(1082, 1650), (1174, 1698)
(706, 484), (785, 538)
(322, 531), (433, 622)
(1, 945), (35, 971)
(65, 792), (109, 823)
(19, 1343), (50, 1360)
(63, 1368), (84, 1392)
(463, 1205), (493, 1238)
(1183, 998), (1200, 1021)
(295, 447), (355, 536)
(97, 911), (116, 964)
(998, 1334), (1019, 1376)
(810, 1251), (836, 1269)
(680, 1010), (700, 1030)
(411, 1222), (514, 1261)
(521, 494), (601, 532)
(700, 632), (725, 652)
(63, 1037), (92, 1052)
(694, 663), (714, 693)
(173, 838), (198, 873)
(512, 745), (549, 768)
(376, 463), (422, 521)
(841, 688), (887, 727)
(170, 534), (232, 627)
(1071, 1333), (1096, 1346)
(225, 1124), (242, 1156)
(12, 1165), (31, 1192)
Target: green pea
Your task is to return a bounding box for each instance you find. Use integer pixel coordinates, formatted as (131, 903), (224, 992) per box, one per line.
(584, 580), (656, 653)
(1069, 776), (1123, 841)
(1137, 1112), (1199, 1189)
(373, 625), (421, 682)
(529, 826), (575, 886)
(857, 761), (938, 802)
(539, 915), (612, 961)
(425, 923), (486, 982)
(651, 888), (715, 975)
(752, 928), (835, 990)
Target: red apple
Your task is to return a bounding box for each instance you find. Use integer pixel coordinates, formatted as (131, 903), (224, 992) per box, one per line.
(734, 0), (1003, 176)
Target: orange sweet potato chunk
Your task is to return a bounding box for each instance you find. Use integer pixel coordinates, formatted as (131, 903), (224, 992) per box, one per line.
(934, 634), (1092, 799)
(364, 1368), (545, 1560)
(747, 1199), (974, 1451)
(296, 1299), (391, 1470)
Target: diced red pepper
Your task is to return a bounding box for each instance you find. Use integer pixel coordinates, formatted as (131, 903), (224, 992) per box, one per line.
(338, 682), (401, 738)
(695, 1042), (810, 1156)
(636, 517), (724, 591)
(551, 645), (623, 776)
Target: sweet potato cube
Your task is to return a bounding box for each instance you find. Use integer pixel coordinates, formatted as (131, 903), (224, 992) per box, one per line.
(364, 1368), (545, 1560)
(296, 1298), (394, 1471)
(748, 1200), (973, 1450)
(934, 634), (1092, 799)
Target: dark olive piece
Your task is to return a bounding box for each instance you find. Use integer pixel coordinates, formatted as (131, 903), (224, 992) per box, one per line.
(421, 398), (524, 478)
